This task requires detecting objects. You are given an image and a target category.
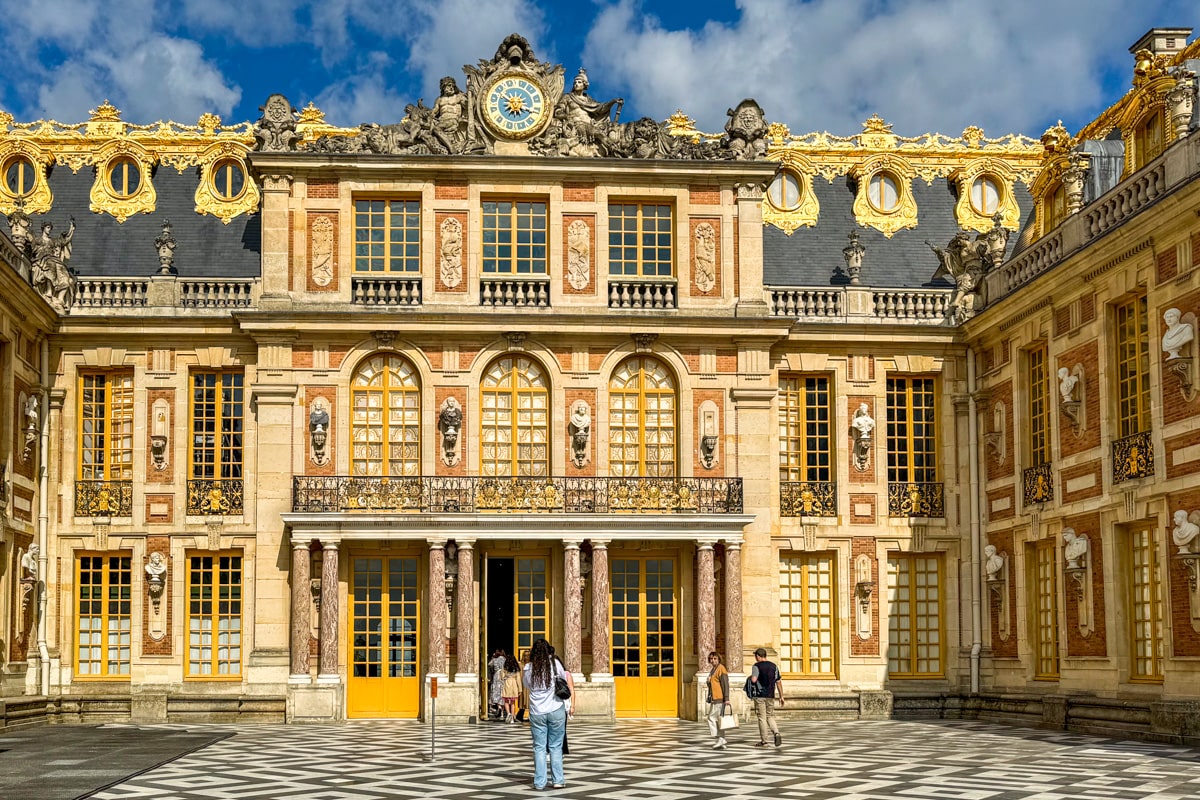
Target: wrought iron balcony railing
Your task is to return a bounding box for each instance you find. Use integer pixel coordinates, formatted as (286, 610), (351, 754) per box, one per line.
(1023, 462), (1054, 505)
(1113, 430), (1154, 484)
(887, 482), (945, 518)
(292, 475), (743, 514)
(187, 479), (245, 515)
(75, 480), (134, 517)
(780, 481), (837, 517)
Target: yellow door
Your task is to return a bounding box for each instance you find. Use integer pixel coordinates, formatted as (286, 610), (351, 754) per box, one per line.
(347, 556), (421, 718)
(612, 557), (678, 717)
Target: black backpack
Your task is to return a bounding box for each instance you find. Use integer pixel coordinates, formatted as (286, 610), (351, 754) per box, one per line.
(743, 661), (778, 698)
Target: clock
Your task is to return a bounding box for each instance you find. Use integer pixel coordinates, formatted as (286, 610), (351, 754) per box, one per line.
(482, 74), (549, 140)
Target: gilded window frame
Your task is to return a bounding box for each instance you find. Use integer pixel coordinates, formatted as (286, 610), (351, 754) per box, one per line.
(607, 355), (678, 477)
(479, 354), (550, 477)
(350, 353), (422, 477)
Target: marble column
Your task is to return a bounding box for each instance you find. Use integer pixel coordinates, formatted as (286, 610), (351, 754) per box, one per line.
(455, 540), (476, 681)
(563, 541), (582, 674)
(697, 541), (716, 664)
(289, 540), (311, 679)
(590, 540), (610, 677)
(724, 542), (744, 672)
(317, 541), (339, 681)
(428, 541), (447, 676)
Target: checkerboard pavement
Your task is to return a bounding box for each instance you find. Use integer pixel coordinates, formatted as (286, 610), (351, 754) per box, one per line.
(82, 718), (1200, 799)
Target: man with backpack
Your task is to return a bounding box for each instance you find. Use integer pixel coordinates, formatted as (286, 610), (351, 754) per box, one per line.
(749, 647), (784, 747)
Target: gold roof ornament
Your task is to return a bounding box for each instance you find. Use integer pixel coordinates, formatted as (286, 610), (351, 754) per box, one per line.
(197, 113), (221, 134)
(666, 110), (698, 137)
(1040, 121), (1072, 157)
(859, 114), (898, 149)
(1132, 48), (1172, 87)
(766, 122), (790, 145)
(88, 101), (122, 122)
(962, 126), (985, 149)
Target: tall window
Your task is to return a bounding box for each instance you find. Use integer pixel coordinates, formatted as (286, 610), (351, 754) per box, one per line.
(1043, 182), (1066, 234)
(190, 371), (244, 483)
(355, 199), (420, 273)
(1028, 346), (1050, 466)
(779, 554), (837, 677)
(1128, 527), (1164, 682)
(352, 354), (421, 476)
(887, 554), (942, 678)
(1029, 538), (1060, 680)
(76, 554), (132, 678)
(187, 553), (243, 677)
(79, 372), (134, 482)
(1134, 111), (1164, 169)
(608, 203), (673, 277)
(1115, 296), (1150, 438)
(886, 377), (938, 485)
(778, 375), (831, 482)
(482, 200), (547, 274)
(608, 356), (676, 477)
(515, 557), (549, 656)
(481, 356), (549, 476)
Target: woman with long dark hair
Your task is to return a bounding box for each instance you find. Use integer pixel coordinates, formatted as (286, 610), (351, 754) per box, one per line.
(523, 638), (572, 790)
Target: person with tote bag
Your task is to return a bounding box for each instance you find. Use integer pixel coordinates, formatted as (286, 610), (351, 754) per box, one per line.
(704, 651), (734, 749)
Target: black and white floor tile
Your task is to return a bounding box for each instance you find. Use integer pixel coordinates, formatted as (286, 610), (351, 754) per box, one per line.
(90, 718), (1200, 799)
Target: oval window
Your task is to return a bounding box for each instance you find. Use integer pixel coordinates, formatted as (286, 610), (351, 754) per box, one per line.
(212, 159), (245, 200)
(108, 157), (141, 198)
(767, 170), (803, 211)
(3, 155), (36, 197)
(868, 172), (899, 213)
(970, 175), (1000, 216)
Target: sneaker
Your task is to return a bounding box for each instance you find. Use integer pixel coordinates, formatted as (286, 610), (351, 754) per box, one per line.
(774, 732), (782, 747)
(552, 784), (566, 789)
(714, 741), (727, 750)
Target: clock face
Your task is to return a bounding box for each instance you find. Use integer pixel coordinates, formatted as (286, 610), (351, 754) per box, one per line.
(483, 74), (548, 140)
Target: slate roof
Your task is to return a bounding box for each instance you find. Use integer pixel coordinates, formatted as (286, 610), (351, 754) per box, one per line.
(763, 176), (1032, 289)
(31, 166), (261, 278)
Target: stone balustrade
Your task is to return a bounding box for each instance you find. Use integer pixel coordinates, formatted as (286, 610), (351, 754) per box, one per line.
(480, 278), (550, 308)
(351, 277), (422, 306)
(608, 280), (677, 310)
(75, 279), (150, 308)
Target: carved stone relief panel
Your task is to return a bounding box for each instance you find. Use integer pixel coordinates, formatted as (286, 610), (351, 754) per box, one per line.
(307, 213), (338, 291)
(691, 220), (718, 295)
(436, 212), (468, 293)
(562, 215), (594, 295)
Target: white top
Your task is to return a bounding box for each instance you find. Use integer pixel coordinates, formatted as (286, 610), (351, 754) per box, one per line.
(523, 658), (567, 716)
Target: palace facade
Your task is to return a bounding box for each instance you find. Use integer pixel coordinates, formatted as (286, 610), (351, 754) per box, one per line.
(0, 28), (1198, 742)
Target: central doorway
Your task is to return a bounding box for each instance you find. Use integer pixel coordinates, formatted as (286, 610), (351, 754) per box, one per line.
(346, 555), (421, 718)
(482, 555), (549, 716)
(612, 556), (678, 718)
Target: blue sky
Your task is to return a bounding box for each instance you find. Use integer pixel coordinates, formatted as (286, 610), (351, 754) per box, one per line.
(0, 0), (1194, 138)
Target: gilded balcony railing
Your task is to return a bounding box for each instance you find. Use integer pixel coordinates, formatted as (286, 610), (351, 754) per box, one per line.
(74, 480), (134, 517)
(292, 475), (743, 514)
(1113, 430), (1154, 484)
(779, 481), (837, 517)
(887, 482), (945, 518)
(187, 479), (245, 515)
(1023, 463), (1054, 505)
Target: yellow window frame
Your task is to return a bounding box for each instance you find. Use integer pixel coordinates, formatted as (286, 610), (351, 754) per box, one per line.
(608, 356), (677, 477)
(887, 553), (944, 679)
(189, 371), (245, 481)
(1029, 538), (1060, 680)
(778, 374), (832, 482)
(78, 371), (135, 481)
(1114, 296), (1151, 438)
(481, 198), (548, 275)
(608, 202), (674, 278)
(480, 355), (549, 477)
(354, 198), (421, 273)
(1028, 345), (1050, 466)
(75, 553), (133, 679)
(185, 551), (243, 679)
(779, 553), (838, 677)
(1128, 526), (1164, 683)
(351, 354), (421, 477)
(886, 376), (939, 485)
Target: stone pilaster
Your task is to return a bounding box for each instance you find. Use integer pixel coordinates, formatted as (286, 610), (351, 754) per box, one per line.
(428, 540), (447, 676)
(260, 173), (292, 298)
(697, 540), (716, 663)
(590, 539), (610, 677)
(317, 541), (339, 681)
(563, 541), (582, 674)
(724, 542), (744, 672)
(289, 540), (311, 680)
(455, 540), (476, 681)
(731, 387), (776, 655)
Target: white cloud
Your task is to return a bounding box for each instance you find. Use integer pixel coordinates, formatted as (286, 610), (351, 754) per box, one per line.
(312, 53), (409, 126)
(581, 0), (1196, 136)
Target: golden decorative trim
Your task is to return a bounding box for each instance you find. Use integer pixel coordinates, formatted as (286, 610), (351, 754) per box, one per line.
(0, 139), (53, 216)
(193, 142), (260, 224)
(949, 159), (1020, 233)
(762, 150), (820, 235)
(89, 139), (156, 222)
(849, 154), (918, 238)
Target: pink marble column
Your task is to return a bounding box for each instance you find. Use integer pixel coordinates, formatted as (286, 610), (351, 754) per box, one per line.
(724, 542), (743, 672)
(590, 540), (610, 676)
(318, 541), (339, 678)
(290, 540), (311, 678)
(428, 541), (447, 675)
(697, 541), (716, 664)
(455, 540), (475, 679)
(563, 541), (582, 673)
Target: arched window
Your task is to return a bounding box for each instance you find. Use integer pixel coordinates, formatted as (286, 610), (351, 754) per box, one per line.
(970, 175), (1001, 216)
(608, 356), (677, 477)
(2, 155), (36, 197)
(480, 356), (549, 476)
(107, 156), (141, 198)
(767, 169), (803, 212)
(351, 354), (421, 476)
(1134, 111), (1164, 169)
(868, 172), (900, 213)
(1043, 181), (1066, 234)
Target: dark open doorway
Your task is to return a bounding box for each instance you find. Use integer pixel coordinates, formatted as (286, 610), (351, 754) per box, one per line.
(486, 557), (515, 658)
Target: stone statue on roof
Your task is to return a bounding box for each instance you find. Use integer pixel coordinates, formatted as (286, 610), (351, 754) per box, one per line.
(253, 94), (299, 152)
(723, 100), (768, 160)
(31, 217), (77, 313)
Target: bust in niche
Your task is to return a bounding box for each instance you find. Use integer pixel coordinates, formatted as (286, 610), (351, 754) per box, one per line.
(1162, 307), (1194, 360)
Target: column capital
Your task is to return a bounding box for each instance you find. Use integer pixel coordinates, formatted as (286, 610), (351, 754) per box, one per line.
(589, 539), (610, 549)
(292, 540), (311, 552)
(563, 539), (583, 550)
(722, 539), (743, 550)
(314, 537), (341, 549)
(455, 539), (476, 550)
(427, 538), (447, 549)
(697, 539), (718, 550)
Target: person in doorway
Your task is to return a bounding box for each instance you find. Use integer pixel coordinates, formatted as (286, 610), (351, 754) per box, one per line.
(524, 638), (572, 790)
(750, 647), (784, 747)
(705, 651), (731, 749)
(489, 649), (507, 719)
(501, 654), (523, 722)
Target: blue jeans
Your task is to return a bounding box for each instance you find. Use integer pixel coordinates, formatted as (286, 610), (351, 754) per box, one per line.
(529, 705), (566, 788)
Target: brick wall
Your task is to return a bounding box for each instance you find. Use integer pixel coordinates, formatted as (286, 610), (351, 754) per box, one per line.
(1057, 340), (1100, 457)
(688, 217), (722, 297)
(692, 389), (725, 476)
(305, 388), (337, 476)
(1160, 286), (1200, 425)
(142, 535), (172, 656)
(986, 380), (1014, 481)
(435, 387), (467, 475)
(688, 185), (720, 205)
(1168, 488), (1200, 656)
(307, 179), (338, 199)
(434, 182), (467, 200)
(563, 183), (595, 203)
(1063, 511), (1106, 657)
(848, 395), (875, 485)
(435, 212), (467, 294)
(306, 212), (339, 292)
(850, 537), (880, 656)
(987, 528), (1018, 658)
(145, 389), (175, 484)
(1060, 459), (1104, 504)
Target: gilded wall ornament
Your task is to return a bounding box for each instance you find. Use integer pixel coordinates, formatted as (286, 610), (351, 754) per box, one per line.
(310, 216), (334, 287)
(440, 217), (463, 289)
(566, 219), (590, 290)
(949, 159), (1020, 233)
(89, 140), (156, 222)
(850, 155), (918, 238)
(0, 140), (53, 216)
(194, 144), (260, 224)
(693, 222), (716, 294)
